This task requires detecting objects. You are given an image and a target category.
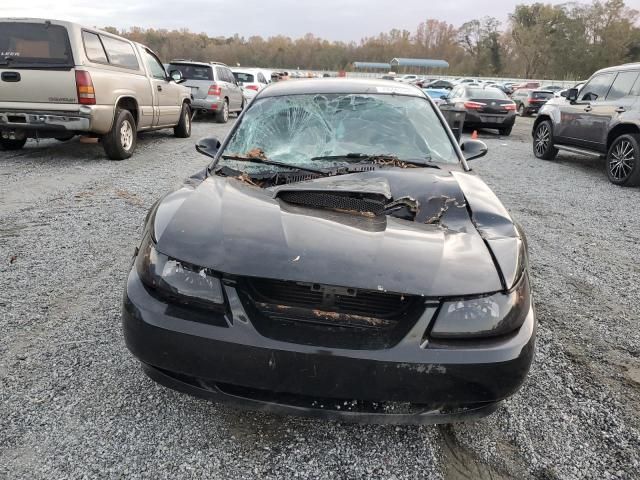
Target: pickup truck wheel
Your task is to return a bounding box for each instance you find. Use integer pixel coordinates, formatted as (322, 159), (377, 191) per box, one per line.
(0, 137), (27, 150)
(606, 134), (640, 187)
(55, 134), (75, 142)
(215, 99), (229, 124)
(102, 109), (136, 160)
(533, 120), (558, 160)
(174, 103), (192, 138)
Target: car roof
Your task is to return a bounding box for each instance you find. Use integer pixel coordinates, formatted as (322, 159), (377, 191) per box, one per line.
(169, 60), (212, 67)
(257, 78), (426, 98)
(594, 62), (640, 75)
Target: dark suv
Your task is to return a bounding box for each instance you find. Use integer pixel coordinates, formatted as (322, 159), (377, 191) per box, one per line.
(532, 63), (640, 186)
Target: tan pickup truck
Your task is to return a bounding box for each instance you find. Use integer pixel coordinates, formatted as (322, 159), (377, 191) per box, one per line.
(0, 18), (192, 159)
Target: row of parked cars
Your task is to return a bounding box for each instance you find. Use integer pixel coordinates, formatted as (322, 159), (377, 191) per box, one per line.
(0, 18), (276, 159)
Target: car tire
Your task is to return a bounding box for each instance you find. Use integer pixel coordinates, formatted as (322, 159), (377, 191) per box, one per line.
(0, 137), (27, 150)
(499, 126), (513, 136)
(173, 103), (192, 138)
(215, 99), (229, 124)
(533, 120), (558, 160)
(606, 133), (640, 187)
(518, 104), (528, 117)
(102, 109), (137, 161)
(55, 134), (75, 142)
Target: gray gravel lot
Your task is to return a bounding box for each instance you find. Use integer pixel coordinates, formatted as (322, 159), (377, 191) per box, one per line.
(1, 116), (639, 479)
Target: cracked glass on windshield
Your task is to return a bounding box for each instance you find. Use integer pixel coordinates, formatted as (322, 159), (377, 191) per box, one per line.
(221, 93), (458, 173)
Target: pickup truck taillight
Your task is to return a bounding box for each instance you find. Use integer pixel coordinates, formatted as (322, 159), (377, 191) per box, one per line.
(75, 71), (96, 105)
(208, 84), (222, 96)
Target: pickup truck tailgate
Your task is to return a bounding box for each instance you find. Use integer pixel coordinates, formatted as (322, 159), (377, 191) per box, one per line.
(0, 68), (78, 104)
(0, 21), (78, 105)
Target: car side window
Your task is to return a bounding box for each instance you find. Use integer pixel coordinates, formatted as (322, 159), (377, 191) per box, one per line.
(215, 66), (226, 82)
(141, 49), (166, 80)
(579, 73), (615, 102)
(100, 35), (139, 69)
(258, 73), (266, 84)
(82, 31), (108, 63)
(606, 71), (640, 101)
(225, 68), (236, 84)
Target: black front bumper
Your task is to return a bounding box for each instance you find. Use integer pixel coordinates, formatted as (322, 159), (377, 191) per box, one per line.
(123, 270), (536, 424)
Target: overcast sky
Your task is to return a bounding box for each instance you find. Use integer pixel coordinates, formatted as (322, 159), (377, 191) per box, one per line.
(2, 0), (602, 42)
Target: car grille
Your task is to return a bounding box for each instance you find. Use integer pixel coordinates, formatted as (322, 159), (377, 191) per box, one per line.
(277, 190), (387, 215)
(236, 277), (425, 349)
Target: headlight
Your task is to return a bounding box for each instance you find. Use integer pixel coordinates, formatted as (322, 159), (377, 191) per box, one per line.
(430, 274), (530, 339)
(135, 234), (225, 310)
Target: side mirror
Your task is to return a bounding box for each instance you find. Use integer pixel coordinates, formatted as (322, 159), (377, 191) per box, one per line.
(196, 136), (221, 159)
(169, 70), (184, 83)
(460, 139), (488, 161)
(566, 88), (578, 102)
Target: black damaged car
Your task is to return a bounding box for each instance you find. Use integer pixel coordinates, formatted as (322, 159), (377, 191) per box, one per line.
(123, 79), (536, 424)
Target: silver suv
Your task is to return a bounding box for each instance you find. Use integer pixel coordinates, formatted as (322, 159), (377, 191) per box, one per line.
(0, 18), (192, 159)
(167, 60), (243, 123)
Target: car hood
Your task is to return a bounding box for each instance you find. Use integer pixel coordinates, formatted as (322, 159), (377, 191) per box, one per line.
(152, 168), (508, 297)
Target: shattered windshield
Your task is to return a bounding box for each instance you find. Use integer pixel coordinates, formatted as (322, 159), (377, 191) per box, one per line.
(220, 93), (458, 173)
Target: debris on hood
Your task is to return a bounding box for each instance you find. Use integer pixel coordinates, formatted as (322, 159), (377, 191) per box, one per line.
(371, 155), (419, 169)
(424, 195), (467, 225)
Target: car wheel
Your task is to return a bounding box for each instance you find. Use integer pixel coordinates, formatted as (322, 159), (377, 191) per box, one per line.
(0, 137), (27, 150)
(499, 126), (513, 136)
(55, 134), (75, 142)
(606, 134), (640, 187)
(533, 120), (558, 160)
(174, 103), (192, 138)
(216, 99), (229, 124)
(102, 109), (137, 161)
(518, 104), (528, 117)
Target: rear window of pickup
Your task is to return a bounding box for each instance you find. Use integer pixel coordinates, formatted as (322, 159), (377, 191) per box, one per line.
(0, 22), (73, 68)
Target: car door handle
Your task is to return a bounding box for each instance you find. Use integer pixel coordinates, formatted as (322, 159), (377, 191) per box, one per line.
(615, 106), (626, 113)
(584, 105), (592, 112)
(157, 85), (163, 92)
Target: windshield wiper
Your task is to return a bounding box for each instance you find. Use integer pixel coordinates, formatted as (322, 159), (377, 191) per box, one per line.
(309, 153), (440, 168)
(221, 155), (328, 175)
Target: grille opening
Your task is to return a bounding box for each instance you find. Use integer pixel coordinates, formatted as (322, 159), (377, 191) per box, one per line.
(237, 277), (425, 349)
(278, 190), (388, 216)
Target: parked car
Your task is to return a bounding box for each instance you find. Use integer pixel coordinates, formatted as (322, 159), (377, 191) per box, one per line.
(231, 68), (270, 105)
(167, 60), (243, 123)
(0, 18), (192, 159)
(398, 74), (419, 83)
(446, 85), (517, 135)
(425, 79), (455, 90)
(422, 88), (450, 106)
(512, 89), (554, 116)
(533, 63), (640, 186)
(513, 81), (541, 90)
(123, 78), (535, 425)
(540, 85), (563, 94)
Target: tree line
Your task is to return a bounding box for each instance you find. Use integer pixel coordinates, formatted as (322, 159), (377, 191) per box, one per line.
(105, 0), (640, 80)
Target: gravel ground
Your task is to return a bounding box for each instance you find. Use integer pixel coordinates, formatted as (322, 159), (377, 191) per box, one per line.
(1, 115), (639, 479)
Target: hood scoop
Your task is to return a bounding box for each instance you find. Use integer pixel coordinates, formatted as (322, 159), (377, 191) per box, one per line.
(270, 177), (392, 216)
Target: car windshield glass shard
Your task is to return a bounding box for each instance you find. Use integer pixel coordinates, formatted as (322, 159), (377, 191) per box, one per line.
(221, 93), (457, 174)
(309, 153), (439, 168)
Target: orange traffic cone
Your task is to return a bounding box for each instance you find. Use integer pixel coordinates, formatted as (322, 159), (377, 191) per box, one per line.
(471, 130), (479, 139)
